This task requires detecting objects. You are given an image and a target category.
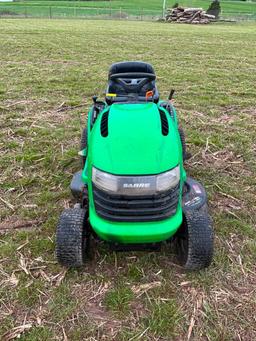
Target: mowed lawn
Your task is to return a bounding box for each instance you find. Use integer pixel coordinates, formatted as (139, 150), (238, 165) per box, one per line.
(0, 19), (256, 340)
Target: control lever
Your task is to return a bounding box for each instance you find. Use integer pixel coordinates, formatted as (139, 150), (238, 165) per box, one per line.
(168, 89), (175, 101)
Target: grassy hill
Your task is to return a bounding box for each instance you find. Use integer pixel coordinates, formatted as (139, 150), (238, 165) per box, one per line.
(1, 0), (256, 18)
(0, 18), (256, 341)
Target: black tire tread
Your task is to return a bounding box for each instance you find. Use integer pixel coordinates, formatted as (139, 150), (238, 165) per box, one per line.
(56, 208), (87, 267)
(185, 205), (214, 270)
(176, 205), (214, 270)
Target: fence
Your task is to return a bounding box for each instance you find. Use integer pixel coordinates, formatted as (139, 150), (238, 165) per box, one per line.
(220, 10), (256, 21)
(0, 6), (162, 21)
(0, 5), (256, 21)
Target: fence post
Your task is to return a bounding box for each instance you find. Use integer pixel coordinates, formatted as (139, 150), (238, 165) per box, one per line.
(49, 6), (52, 19)
(141, 8), (144, 21)
(25, 7), (27, 18)
(162, 0), (166, 18)
(119, 7), (121, 19)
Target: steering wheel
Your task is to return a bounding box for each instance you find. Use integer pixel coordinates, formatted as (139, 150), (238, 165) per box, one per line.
(109, 72), (156, 94)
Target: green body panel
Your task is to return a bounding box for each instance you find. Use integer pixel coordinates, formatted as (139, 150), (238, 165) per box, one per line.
(89, 203), (183, 244)
(82, 102), (186, 244)
(90, 102), (180, 175)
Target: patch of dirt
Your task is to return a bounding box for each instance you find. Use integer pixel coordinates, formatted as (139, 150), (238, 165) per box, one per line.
(181, 106), (256, 128)
(71, 280), (123, 338)
(202, 149), (242, 169)
(212, 192), (243, 213)
(0, 216), (41, 232)
(187, 146), (252, 175)
(85, 301), (121, 330)
(3, 99), (37, 109)
(242, 107), (256, 117)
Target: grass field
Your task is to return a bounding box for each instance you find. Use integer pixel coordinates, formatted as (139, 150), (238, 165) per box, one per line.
(1, 19), (256, 340)
(1, 0), (256, 19)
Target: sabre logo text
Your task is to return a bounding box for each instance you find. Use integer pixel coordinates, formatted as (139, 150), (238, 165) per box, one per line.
(123, 183), (151, 188)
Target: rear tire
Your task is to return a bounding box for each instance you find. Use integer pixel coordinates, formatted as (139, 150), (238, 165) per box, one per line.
(174, 205), (214, 270)
(56, 208), (89, 267)
(80, 128), (87, 168)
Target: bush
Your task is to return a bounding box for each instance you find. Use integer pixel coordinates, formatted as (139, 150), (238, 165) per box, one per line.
(207, 0), (221, 18)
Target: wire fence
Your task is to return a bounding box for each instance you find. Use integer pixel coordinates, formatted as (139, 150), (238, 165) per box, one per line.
(0, 6), (160, 20)
(0, 5), (256, 21)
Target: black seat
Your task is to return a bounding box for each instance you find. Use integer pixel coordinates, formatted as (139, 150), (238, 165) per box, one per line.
(106, 61), (159, 102)
(109, 61), (155, 77)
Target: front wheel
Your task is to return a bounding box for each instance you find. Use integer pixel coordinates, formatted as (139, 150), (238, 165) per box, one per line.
(55, 208), (89, 267)
(174, 205), (214, 270)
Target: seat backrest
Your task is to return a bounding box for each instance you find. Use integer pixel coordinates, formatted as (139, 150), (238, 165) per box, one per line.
(109, 61), (155, 78)
(106, 61), (159, 102)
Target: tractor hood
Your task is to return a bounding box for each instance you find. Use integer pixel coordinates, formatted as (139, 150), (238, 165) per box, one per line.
(89, 103), (180, 175)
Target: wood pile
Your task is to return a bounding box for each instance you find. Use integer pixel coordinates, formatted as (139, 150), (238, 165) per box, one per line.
(165, 7), (216, 24)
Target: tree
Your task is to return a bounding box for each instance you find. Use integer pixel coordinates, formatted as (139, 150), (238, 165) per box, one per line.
(207, 0), (221, 19)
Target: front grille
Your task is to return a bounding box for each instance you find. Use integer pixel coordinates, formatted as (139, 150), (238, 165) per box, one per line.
(93, 183), (180, 222)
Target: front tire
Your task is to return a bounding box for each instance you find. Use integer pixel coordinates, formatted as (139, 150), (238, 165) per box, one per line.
(56, 208), (89, 267)
(174, 205), (214, 270)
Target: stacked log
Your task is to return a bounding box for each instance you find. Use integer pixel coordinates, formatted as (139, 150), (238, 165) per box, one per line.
(165, 7), (216, 24)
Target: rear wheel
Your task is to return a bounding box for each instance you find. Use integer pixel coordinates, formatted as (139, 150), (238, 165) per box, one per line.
(56, 208), (89, 267)
(174, 205), (214, 270)
(80, 128), (87, 168)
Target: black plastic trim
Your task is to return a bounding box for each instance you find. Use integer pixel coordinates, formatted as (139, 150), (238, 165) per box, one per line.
(93, 183), (180, 222)
(182, 177), (207, 212)
(70, 171), (84, 200)
(159, 109), (169, 136)
(101, 111), (109, 137)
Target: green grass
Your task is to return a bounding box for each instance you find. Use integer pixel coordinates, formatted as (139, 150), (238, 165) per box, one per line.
(0, 19), (256, 340)
(144, 299), (183, 338)
(1, 0), (256, 19)
(104, 286), (134, 316)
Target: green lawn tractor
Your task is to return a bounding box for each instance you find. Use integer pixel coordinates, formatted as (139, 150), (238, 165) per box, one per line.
(55, 61), (214, 270)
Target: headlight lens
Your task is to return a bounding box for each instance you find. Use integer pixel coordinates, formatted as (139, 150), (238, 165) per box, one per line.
(92, 166), (180, 195)
(92, 167), (118, 193)
(156, 166), (180, 192)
